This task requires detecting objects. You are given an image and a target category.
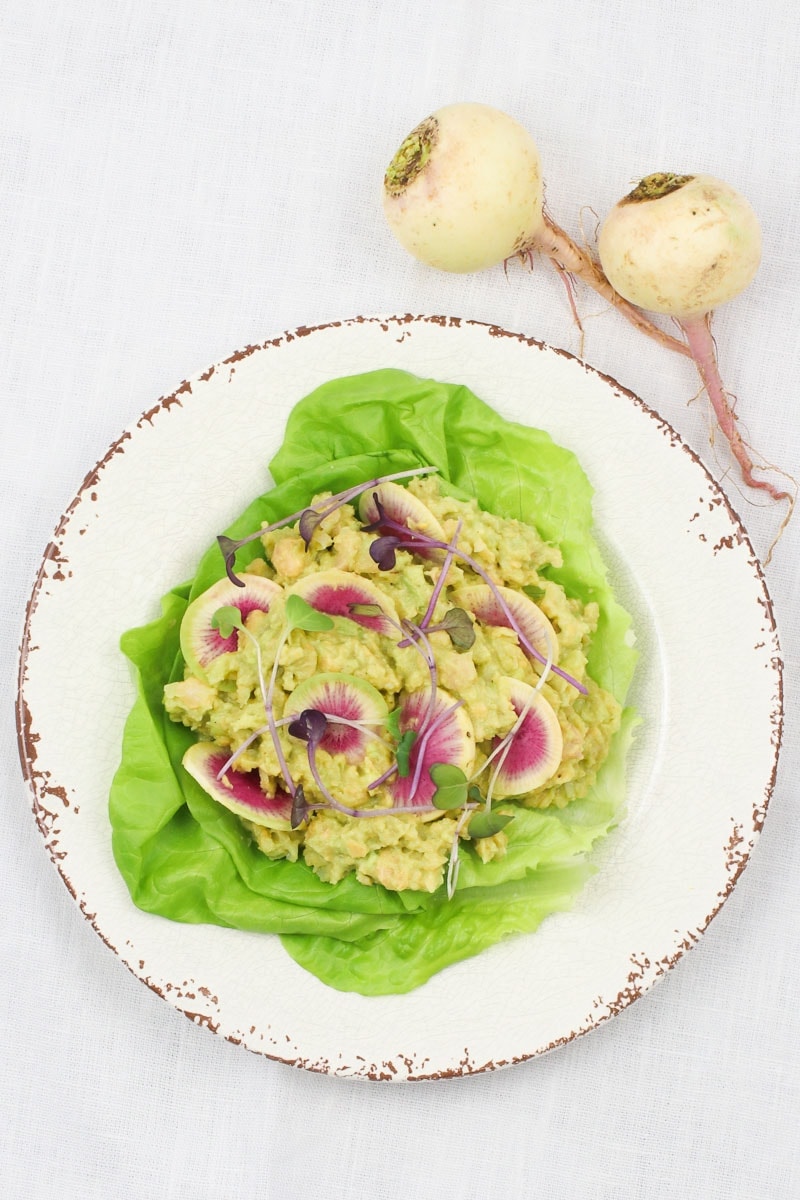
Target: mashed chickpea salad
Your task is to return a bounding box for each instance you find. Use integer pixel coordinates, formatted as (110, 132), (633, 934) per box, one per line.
(110, 370), (638, 994)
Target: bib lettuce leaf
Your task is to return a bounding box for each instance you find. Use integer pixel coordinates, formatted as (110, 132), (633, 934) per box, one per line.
(109, 369), (638, 993)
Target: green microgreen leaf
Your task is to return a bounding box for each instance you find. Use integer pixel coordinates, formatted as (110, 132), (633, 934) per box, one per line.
(468, 809), (515, 839)
(210, 605), (244, 639)
(438, 607), (475, 651)
(285, 593), (335, 632)
(522, 584), (546, 602)
(385, 708), (402, 739)
(395, 730), (417, 777)
(349, 602), (384, 617)
(290, 784), (312, 829)
(429, 762), (469, 810)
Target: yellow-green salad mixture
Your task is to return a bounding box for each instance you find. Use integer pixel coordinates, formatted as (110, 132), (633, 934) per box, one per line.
(110, 370), (638, 994)
(164, 473), (621, 897)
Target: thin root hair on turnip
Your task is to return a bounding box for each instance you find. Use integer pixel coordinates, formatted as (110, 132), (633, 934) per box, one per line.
(598, 171), (795, 557)
(381, 102), (690, 358)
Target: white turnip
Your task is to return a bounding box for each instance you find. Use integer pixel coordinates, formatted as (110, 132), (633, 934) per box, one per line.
(382, 103), (691, 357)
(598, 172), (793, 512)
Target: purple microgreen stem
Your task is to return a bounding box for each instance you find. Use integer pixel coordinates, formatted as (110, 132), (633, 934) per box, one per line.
(216, 723), (270, 780)
(367, 761), (399, 791)
(473, 619), (556, 811)
(219, 467), (439, 583)
(323, 714), (387, 742)
(217, 708), (363, 782)
(305, 740), (437, 820)
(401, 618), (438, 732)
(262, 624), (297, 795)
(285, 706), (386, 746)
(347, 600), (441, 782)
(406, 698), (464, 804)
(297, 466), (439, 548)
(417, 519), (462, 629)
(361, 510), (586, 693)
(396, 521), (462, 648)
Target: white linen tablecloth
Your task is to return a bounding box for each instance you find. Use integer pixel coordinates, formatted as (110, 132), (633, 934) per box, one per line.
(2, 1), (798, 1196)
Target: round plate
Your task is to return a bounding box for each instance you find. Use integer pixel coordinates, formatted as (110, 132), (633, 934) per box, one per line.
(16, 315), (782, 1080)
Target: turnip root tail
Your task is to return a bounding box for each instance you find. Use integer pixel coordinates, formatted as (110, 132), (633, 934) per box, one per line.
(533, 214), (693, 359)
(680, 315), (794, 506)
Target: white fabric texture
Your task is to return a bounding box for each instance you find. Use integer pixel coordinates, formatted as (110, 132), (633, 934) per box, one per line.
(2, 1), (799, 1197)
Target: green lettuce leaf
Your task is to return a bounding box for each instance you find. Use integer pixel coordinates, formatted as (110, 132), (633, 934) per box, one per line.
(109, 369), (638, 991)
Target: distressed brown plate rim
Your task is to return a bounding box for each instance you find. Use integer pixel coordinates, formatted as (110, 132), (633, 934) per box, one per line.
(16, 314), (783, 1080)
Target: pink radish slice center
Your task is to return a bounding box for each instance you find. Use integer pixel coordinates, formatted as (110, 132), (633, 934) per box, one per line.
(305, 583), (396, 636)
(307, 680), (378, 759)
(200, 597), (273, 664)
(392, 693), (469, 808)
(202, 751), (293, 819)
(465, 588), (553, 660)
(492, 697), (551, 785)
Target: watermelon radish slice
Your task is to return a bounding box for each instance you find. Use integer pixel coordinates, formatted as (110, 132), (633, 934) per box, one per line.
(358, 481), (446, 554)
(488, 677), (563, 798)
(182, 741), (293, 828)
(452, 583), (559, 663)
(284, 673), (388, 762)
(180, 573), (282, 678)
(391, 687), (475, 807)
(289, 569), (400, 638)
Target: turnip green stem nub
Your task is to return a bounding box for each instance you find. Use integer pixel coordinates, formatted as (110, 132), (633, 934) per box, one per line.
(384, 117), (438, 197)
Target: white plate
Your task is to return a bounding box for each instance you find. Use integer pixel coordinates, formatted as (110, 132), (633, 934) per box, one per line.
(16, 315), (782, 1080)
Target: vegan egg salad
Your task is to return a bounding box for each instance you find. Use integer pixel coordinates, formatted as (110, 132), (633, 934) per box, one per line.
(163, 469), (622, 898)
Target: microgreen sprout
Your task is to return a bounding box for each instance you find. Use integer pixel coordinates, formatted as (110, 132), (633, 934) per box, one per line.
(445, 805), (478, 900)
(347, 599), (444, 792)
(416, 518), (462, 631)
(405, 697), (464, 804)
(429, 763), (469, 810)
(385, 707), (402, 739)
(473, 617), (556, 811)
(290, 784), (313, 829)
(210, 597), (336, 797)
(215, 722), (269, 780)
(210, 605), (245, 639)
(218, 466), (438, 584)
(215, 710), (383, 783)
(430, 767), (516, 897)
(260, 595), (335, 792)
(368, 535), (402, 571)
(212, 605), (296, 796)
(400, 618), (439, 740)
(360, 502), (586, 693)
(288, 707), (437, 821)
(284, 593), (335, 632)
(468, 809), (515, 839)
(425, 607), (475, 651)
(395, 730), (417, 777)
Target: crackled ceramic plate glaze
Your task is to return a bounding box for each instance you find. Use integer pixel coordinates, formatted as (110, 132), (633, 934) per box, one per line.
(17, 315), (782, 1080)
